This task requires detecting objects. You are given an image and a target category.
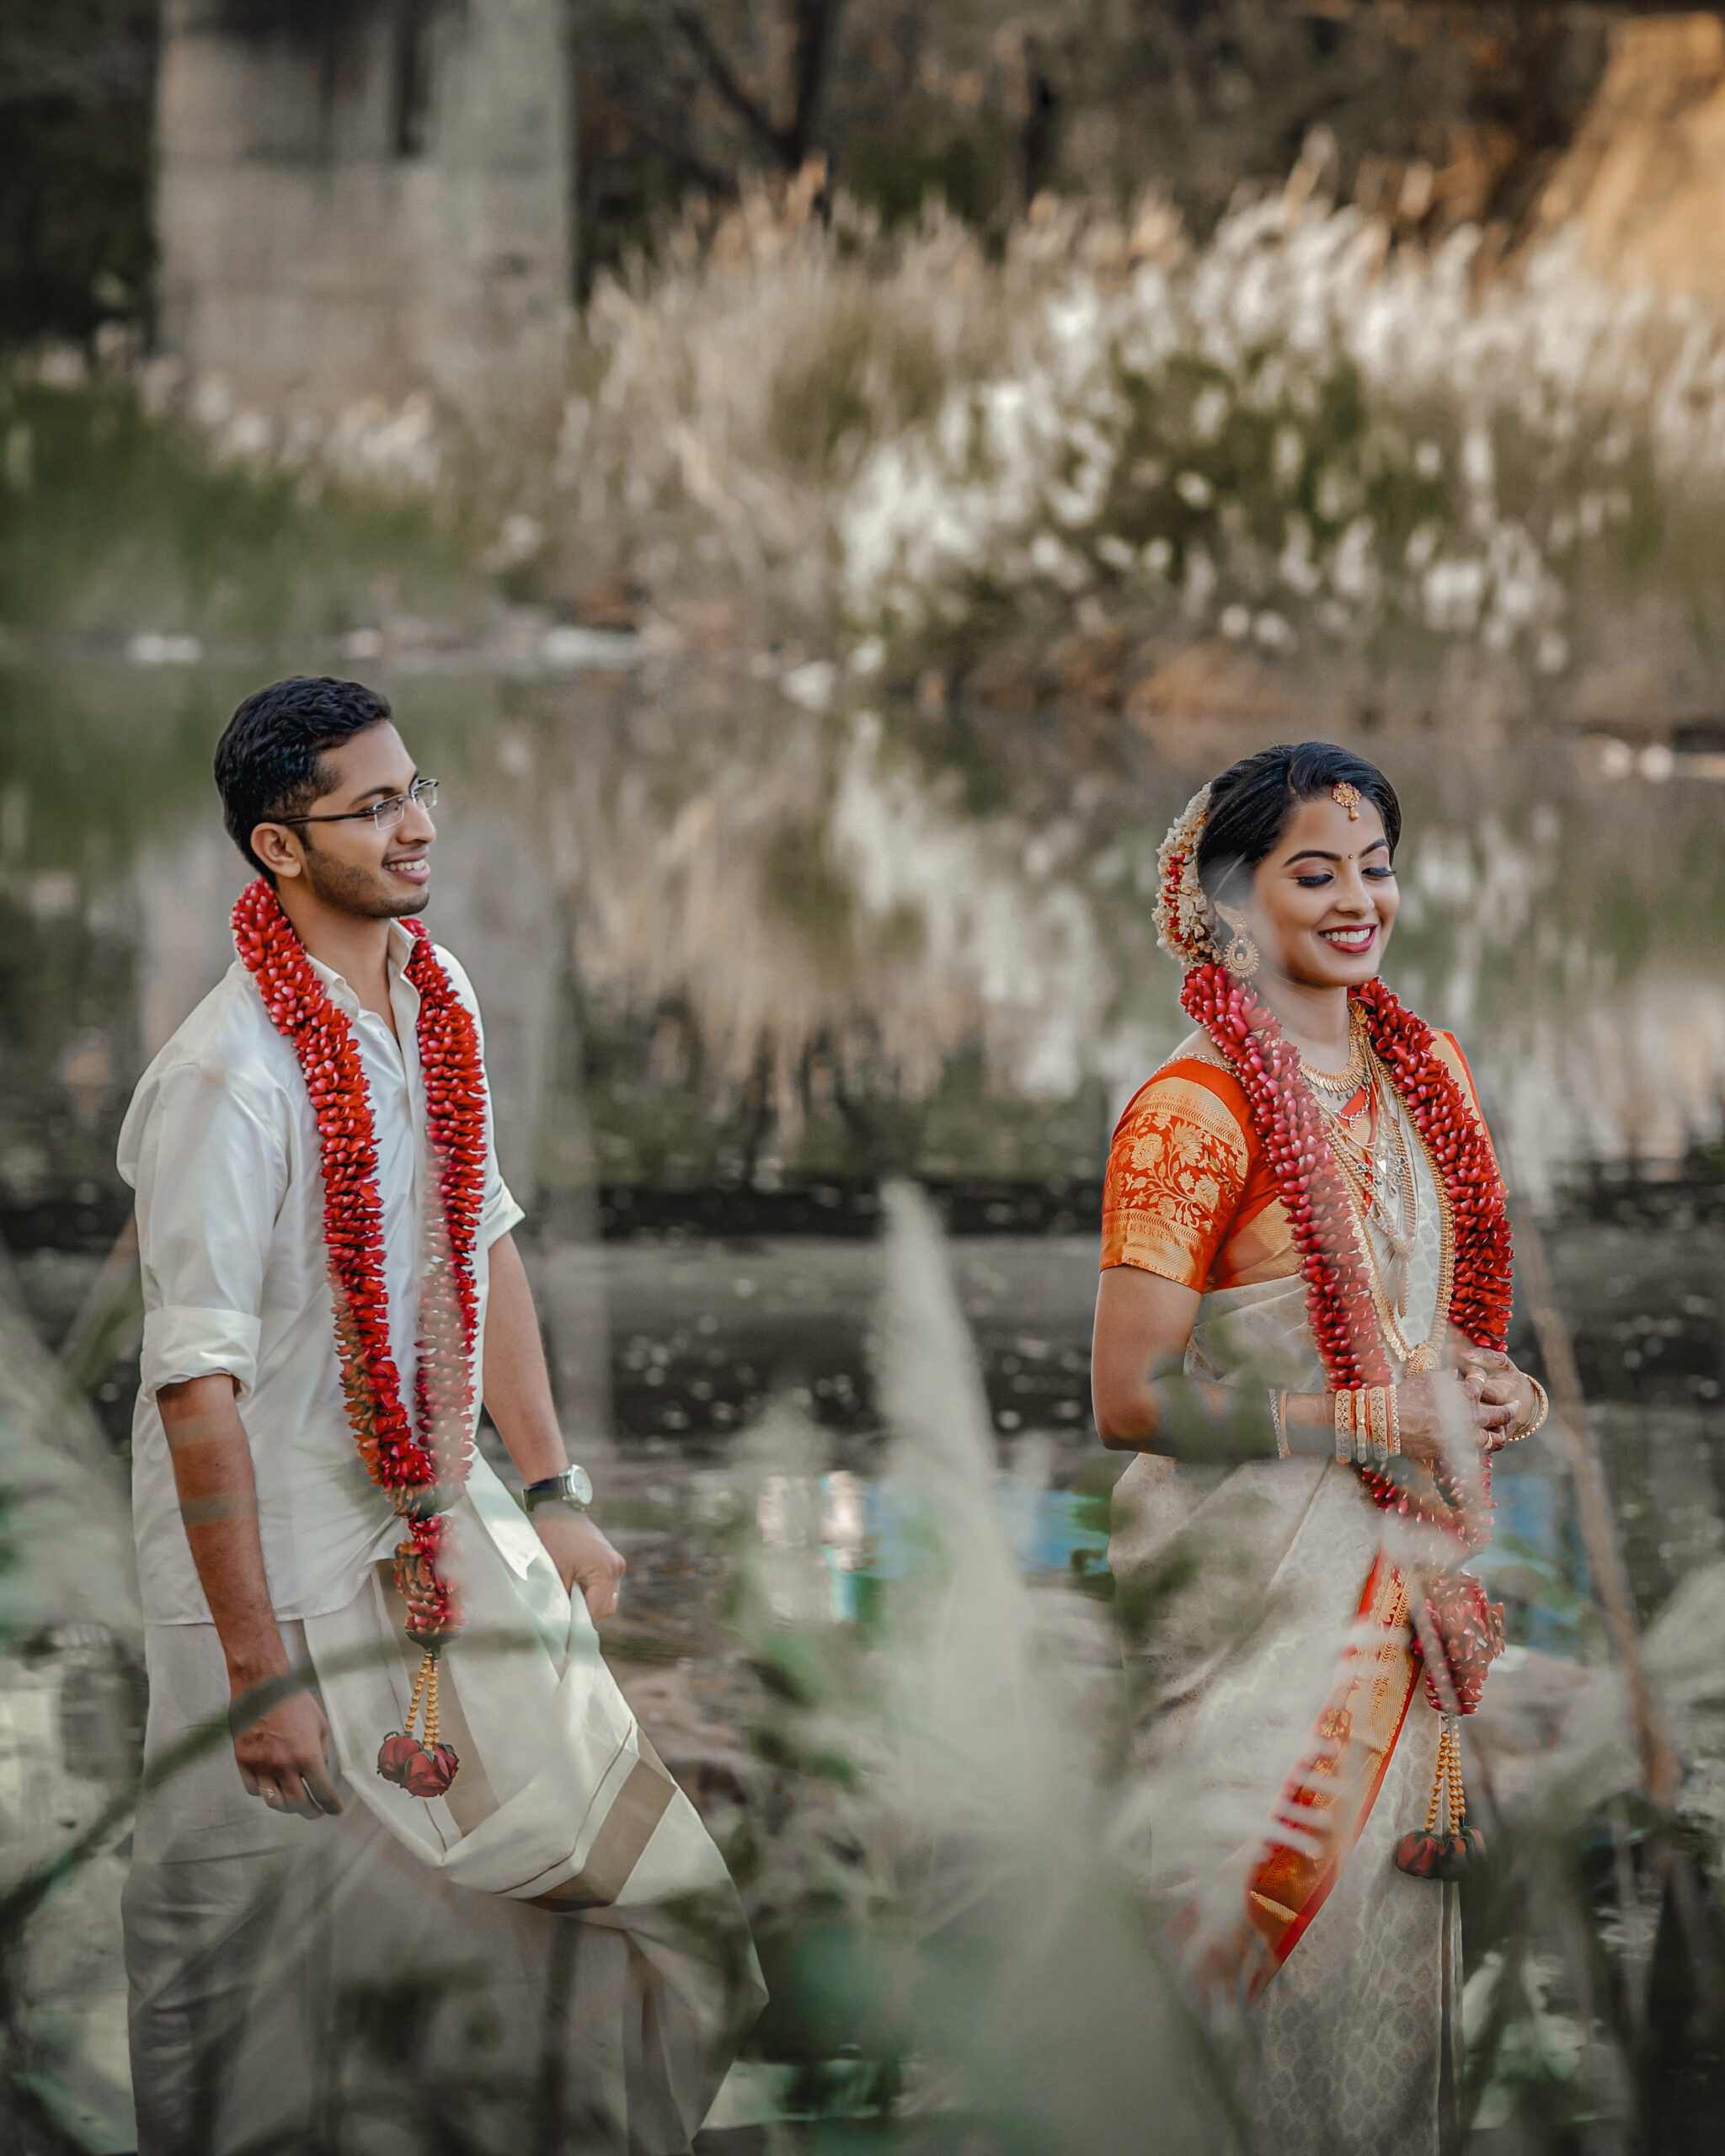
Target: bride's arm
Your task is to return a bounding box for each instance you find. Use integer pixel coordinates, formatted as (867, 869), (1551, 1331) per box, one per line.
(1092, 1267), (1507, 1467)
(1092, 1267), (1280, 1460)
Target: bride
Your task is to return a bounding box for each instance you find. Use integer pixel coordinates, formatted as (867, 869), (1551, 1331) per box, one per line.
(1092, 742), (1548, 2154)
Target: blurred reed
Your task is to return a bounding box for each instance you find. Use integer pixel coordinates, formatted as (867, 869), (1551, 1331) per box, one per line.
(5, 1185), (1725, 2144)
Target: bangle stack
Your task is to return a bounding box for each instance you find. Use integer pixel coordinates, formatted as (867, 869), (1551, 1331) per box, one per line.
(1332, 1384), (1401, 1466)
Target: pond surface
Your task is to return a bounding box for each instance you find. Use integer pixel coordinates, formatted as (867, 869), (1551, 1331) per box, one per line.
(3, 650), (1725, 1630)
(6, 648), (1725, 2143)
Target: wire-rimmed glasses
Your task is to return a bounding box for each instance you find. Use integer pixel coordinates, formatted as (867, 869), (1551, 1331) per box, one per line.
(280, 777), (440, 832)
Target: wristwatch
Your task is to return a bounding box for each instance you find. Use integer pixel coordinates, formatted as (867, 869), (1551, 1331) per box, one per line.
(523, 1465), (594, 1515)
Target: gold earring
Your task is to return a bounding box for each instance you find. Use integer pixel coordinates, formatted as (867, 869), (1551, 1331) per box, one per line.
(1223, 925), (1259, 978)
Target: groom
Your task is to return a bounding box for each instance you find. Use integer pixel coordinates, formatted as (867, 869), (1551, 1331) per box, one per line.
(119, 676), (758, 2153)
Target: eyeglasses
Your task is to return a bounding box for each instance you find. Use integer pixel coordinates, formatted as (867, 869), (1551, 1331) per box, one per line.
(280, 777), (440, 832)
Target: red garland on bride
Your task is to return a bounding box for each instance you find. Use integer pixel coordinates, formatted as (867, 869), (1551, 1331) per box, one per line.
(1180, 959), (1515, 1560)
(232, 876), (486, 1795)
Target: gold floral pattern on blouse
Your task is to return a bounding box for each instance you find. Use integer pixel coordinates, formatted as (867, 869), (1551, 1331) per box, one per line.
(1101, 1070), (1251, 1289)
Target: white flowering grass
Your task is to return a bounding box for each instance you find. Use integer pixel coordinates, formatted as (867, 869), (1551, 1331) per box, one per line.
(719, 1180), (1242, 2149)
(835, 202), (1725, 680)
(473, 184), (1725, 700)
(126, 173), (1725, 696)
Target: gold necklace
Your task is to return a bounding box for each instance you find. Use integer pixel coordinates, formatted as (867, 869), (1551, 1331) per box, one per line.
(1324, 1120), (1414, 1319)
(1343, 1113), (1452, 1368)
(1314, 1060), (1415, 1247)
(1311, 1043), (1440, 1362)
(1303, 1004), (1368, 1097)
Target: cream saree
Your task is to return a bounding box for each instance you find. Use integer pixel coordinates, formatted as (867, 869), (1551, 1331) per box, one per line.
(1109, 1077), (1460, 2156)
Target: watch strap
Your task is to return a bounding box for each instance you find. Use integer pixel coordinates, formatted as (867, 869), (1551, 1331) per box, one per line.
(523, 1465), (593, 1513)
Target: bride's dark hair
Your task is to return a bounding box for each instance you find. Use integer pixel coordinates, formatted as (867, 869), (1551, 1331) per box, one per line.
(1197, 742), (1401, 906)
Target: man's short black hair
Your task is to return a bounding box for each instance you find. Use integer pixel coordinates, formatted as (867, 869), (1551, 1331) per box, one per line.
(214, 676), (393, 875)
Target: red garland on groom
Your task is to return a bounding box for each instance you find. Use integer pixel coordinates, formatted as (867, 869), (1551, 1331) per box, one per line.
(232, 876), (487, 1796)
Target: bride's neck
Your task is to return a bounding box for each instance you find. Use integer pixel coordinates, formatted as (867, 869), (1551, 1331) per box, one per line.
(1252, 973), (1352, 1070)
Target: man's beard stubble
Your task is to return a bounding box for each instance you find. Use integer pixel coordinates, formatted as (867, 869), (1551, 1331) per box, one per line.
(298, 837), (429, 921)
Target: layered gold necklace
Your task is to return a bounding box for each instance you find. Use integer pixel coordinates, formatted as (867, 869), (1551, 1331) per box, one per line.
(1305, 1004), (1453, 1372)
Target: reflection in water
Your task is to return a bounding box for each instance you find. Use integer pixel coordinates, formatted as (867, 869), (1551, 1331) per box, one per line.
(3, 660), (1724, 1447)
(3, 661), (1724, 2141)
(9, 662), (1723, 1205)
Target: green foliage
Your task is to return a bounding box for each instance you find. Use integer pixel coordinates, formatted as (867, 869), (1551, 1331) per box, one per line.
(575, 3), (1613, 286)
(0, 371), (472, 640)
(770, 315), (946, 485)
(843, 120), (1012, 236)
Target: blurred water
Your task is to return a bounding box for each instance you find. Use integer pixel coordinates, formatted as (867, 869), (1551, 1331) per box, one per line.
(5, 652), (1725, 2141)
(5, 654), (1724, 1452)
(8, 659), (1725, 1199)
(3, 650), (1721, 1640)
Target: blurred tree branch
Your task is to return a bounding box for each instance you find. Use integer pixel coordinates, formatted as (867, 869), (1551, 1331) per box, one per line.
(568, 1), (1648, 292)
(664, 0), (846, 172)
(665, 3), (788, 164)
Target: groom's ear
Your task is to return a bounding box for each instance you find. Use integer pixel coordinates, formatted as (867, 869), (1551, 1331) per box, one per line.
(251, 822), (304, 880)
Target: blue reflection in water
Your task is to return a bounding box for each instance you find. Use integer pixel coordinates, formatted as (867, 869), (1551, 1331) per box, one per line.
(1471, 1454), (1592, 1657)
(808, 1473), (1112, 1622)
(808, 1460), (1590, 1654)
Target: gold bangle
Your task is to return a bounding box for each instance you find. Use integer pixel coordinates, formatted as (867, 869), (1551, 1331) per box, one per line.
(1515, 1376), (1550, 1441)
(1268, 1389), (1290, 1459)
(1354, 1387), (1372, 1466)
(1334, 1388), (1354, 1463)
(1369, 1385), (1390, 1465)
(1387, 1384), (1401, 1456)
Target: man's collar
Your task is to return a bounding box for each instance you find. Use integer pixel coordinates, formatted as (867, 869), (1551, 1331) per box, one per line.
(304, 952), (359, 1013)
(303, 921), (419, 1013)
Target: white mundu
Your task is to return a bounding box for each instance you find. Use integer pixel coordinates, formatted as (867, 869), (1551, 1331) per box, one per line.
(119, 922), (763, 2154)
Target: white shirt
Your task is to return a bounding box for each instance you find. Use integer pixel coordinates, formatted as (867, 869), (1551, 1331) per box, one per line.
(117, 923), (525, 1625)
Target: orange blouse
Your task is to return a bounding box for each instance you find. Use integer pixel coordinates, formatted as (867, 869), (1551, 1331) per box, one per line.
(1101, 1027), (1491, 1294)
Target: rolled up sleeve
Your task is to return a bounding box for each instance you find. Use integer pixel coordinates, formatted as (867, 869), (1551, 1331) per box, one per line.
(140, 1305), (264, 1400)
(481, 1154), (526, 1250)
(126, 1060), (286, 1401)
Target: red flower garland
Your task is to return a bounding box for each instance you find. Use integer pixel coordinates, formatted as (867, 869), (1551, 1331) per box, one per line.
(232, 878), (487, 1784)
(1351, 975), (1514, 1348)
(1180, 961), (1514, 1557)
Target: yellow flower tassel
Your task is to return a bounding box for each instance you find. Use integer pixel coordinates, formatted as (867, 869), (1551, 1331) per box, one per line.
(1395, 1715), (1487, 1879)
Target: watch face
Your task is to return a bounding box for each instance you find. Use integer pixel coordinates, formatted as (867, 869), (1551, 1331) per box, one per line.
(567, 1465), (594, 1507)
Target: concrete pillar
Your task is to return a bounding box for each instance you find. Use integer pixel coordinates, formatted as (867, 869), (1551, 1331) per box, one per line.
(155, 0), (571, 422)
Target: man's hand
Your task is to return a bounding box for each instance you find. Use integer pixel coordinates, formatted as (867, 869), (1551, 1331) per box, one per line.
(231, 1684), (344, 1819)
(531, 1506), (627, 1621)
(156, 1374), (343, 1821)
